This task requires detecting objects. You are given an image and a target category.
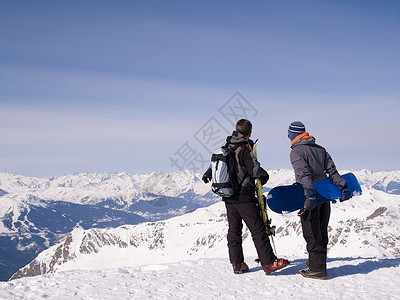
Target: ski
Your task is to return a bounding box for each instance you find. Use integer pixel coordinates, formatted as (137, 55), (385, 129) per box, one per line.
(249, 140), (277, 255)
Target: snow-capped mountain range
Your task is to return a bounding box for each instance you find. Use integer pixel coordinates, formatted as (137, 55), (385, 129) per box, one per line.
(2, 169), (399, 282)
(0, 171), (217, 281)
(0, 170), (216, 216)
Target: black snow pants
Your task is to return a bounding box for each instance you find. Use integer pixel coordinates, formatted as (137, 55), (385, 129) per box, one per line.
(300, 201), (331, 272)
(225, 201), (276, 266)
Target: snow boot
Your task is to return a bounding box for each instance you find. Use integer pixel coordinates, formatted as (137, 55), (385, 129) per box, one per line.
(300, 268), (327, 280)
(263, 258), (290, 275)
(232, 262), (249, 274)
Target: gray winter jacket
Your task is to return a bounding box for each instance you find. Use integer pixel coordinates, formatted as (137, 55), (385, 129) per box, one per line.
(290, 136), (346, 190)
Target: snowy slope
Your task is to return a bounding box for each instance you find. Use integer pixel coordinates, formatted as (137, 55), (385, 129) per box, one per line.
(1, 257), (400, 300)
(11, 181), (400, 281)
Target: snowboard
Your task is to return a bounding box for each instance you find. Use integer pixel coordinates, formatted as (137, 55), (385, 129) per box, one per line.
(266, 173), (362, 214)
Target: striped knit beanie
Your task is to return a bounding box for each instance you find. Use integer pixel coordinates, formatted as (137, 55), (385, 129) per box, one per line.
(288, 121), (306, 141)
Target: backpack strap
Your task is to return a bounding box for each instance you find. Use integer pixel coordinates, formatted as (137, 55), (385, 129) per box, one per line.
(211, 153), (227, 163)
(212, 182), (232, 189)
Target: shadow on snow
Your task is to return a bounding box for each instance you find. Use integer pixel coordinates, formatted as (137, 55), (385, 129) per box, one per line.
(268, 257), (400, 279)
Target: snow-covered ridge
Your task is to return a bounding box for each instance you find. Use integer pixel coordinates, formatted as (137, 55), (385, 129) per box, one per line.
(2, 168), (397, 236)
(0, 170), (214, 206)
(1, 169), (399, 206)
(10, 202), (229, 279)
(350, 169), (400, 194)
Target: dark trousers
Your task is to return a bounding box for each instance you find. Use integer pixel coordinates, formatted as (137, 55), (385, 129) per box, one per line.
(225, 201), (276, 266)
(300, 201), (331, 271)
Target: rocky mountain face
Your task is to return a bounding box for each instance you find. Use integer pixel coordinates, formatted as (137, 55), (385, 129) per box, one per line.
(9, 170), (400, 280)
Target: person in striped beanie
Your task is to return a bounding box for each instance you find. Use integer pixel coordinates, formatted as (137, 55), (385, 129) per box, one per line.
(287, 121), (351, 280)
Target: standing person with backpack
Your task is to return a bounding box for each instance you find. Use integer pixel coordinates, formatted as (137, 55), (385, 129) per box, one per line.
(202, 119), (289, 275)
(288, 121), (352, 280)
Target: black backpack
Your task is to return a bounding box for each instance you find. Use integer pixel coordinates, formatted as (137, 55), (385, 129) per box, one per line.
(211, 144), (241, 197)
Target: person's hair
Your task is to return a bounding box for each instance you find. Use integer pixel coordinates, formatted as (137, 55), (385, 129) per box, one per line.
(236, 119), (252, 137)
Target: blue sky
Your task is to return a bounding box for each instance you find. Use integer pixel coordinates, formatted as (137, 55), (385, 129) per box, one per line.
(0, 0), (399, 177)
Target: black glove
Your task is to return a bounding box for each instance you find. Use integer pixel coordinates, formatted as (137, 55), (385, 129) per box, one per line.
(340, 184), (352, 202)
(304, 188), (317, 210)
(202, 174), (211, 184)
(298, 188), (317, 216)
(260, 174), (269, 186)
(202, 168), (212, 184)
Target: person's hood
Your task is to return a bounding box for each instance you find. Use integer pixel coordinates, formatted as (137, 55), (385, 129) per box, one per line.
(226, 131), (252, 149)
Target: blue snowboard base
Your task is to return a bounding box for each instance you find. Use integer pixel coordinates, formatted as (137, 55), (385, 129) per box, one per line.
(266, 173), (362, 214)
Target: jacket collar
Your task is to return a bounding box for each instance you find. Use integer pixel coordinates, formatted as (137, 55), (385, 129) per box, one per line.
(291, 132), (315, 148)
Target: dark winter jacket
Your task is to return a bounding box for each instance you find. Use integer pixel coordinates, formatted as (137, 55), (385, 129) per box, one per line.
(290, 133), (346, 190)
(203, 131), (269, 203)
